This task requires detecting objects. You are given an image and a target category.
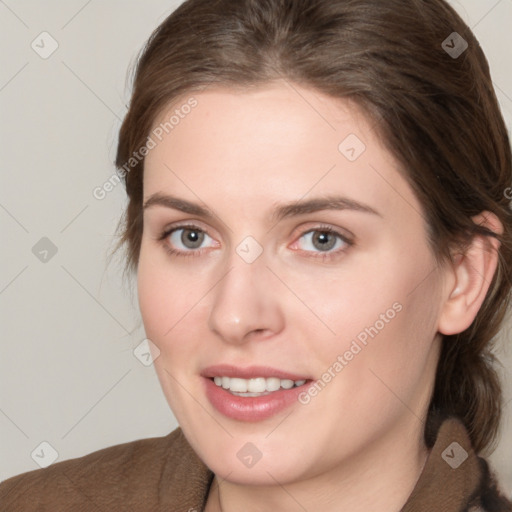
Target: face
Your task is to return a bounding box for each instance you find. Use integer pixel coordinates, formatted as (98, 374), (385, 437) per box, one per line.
(138, 81), (446, 485)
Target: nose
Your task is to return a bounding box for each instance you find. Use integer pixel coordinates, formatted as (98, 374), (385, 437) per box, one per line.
(208, 256), (285, 345)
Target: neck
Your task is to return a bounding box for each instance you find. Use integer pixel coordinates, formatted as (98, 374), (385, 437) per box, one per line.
(205, 416), (430, 512)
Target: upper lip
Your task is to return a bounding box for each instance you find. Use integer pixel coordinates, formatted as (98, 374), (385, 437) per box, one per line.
(201, 364), (310, 381)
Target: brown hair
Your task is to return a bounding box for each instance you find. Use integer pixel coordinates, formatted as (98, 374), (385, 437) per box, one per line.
(114, 0), (512, 454)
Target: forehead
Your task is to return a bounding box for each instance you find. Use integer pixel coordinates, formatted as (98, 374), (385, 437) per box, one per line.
(142, 82), (421, 222)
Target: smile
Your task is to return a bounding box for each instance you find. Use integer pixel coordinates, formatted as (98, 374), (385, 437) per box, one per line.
(202, 365), (312, 421)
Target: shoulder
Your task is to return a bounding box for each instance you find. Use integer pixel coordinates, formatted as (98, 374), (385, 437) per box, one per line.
(468, 455), (512, 512)
(442, 417), (512, 512)
(429, 416), (512, 512)
(0, 428), (211, 511)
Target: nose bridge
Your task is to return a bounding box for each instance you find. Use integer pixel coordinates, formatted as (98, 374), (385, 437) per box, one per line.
(208, 249), (283, 343)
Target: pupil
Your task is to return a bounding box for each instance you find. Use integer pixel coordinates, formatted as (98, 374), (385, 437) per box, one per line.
(313, 231), (335, 251)
(182, 229), (204, 249)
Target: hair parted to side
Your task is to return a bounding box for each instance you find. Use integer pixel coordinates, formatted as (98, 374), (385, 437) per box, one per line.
(114, 0), (512, 454)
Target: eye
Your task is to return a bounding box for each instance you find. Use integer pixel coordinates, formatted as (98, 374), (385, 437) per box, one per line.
(295, 227), (351, 255)
(160, 225), (217, 255)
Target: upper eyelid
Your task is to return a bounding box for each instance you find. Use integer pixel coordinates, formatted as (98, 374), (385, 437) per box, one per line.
(154, 210), (354, 233)
(294, 223), (354, 242)
(160, 222), (351, 237)
(159, 221), (216, 238)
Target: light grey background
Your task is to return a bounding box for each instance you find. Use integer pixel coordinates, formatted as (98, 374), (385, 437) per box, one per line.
(1, 0), (511, 495)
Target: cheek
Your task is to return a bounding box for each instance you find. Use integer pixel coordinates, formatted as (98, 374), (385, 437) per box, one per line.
(137, 263), (174, 340)
(295, 247), (440, 392)
(282, 252), (412, 349)
(137, 246), (208, 341)
(137, 249), (210, 415)
(327, 269), (440, 418)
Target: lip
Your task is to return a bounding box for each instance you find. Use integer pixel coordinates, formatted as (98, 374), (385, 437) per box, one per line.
(201, 364), (310, 381)
(201, 365), (312, 422)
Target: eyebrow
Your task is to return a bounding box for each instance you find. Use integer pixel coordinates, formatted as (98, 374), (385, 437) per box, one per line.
(142, 193), (381, 222)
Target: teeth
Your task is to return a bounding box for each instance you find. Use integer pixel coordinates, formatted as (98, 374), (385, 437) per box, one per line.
(247, 377), (266, 393)
(266, 377), (281, 392)
(230, 378), (248, 392)
(281, 379), (294, 389)
(212, 376), (307, 393)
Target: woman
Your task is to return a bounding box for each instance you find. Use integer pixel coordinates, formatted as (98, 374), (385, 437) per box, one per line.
(1, 0), (511, 510)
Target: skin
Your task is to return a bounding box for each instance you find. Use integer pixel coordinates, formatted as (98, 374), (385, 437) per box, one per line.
(137, 81), (495, 511)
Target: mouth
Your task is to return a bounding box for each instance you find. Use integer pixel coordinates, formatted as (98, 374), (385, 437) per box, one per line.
(201, 365), (312, 421)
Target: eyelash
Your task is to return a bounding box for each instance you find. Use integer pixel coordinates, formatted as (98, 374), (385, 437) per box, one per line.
(157, 223), (354, 261)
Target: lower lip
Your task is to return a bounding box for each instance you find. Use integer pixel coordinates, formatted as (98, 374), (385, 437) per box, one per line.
(204, 377), (309, 422)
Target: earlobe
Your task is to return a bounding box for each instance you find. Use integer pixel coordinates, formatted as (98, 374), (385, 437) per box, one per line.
(438, 212), (502, 336)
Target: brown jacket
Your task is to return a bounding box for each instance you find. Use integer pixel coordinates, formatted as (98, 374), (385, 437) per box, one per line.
(1, 417), (510, 511)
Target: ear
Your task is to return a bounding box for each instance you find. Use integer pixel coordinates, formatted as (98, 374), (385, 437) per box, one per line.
(438, 211), (502, 336)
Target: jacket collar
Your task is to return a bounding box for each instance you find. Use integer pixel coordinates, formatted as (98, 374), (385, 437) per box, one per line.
(400, 416), (483, 512)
